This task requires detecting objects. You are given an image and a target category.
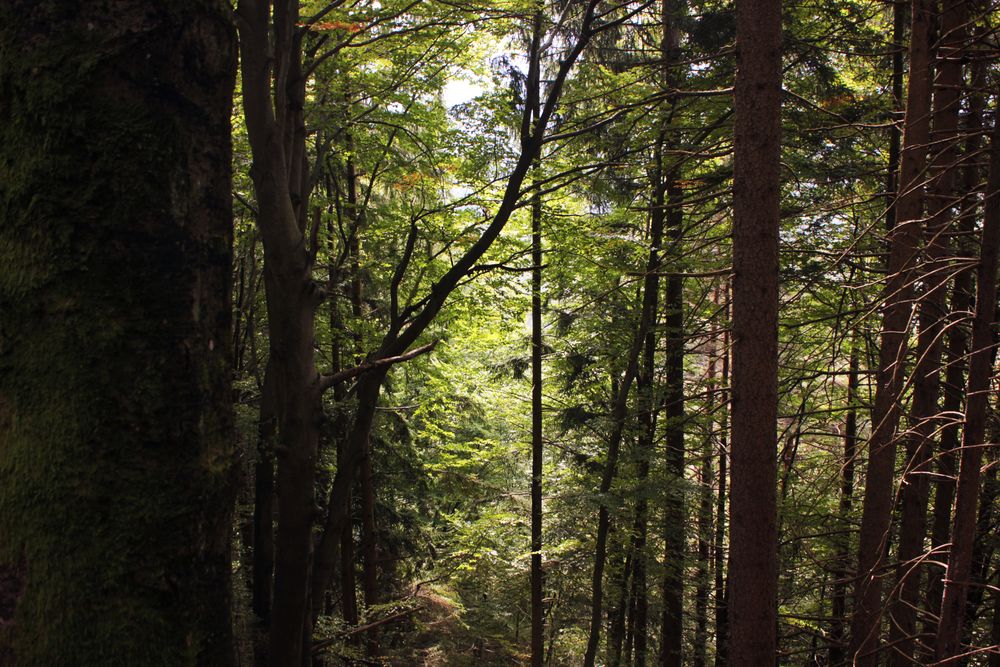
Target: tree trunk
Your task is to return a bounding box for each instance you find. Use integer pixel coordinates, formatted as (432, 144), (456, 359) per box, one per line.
(714, 288), (731, 667)
(628, 278), (659, 667)
(359, 439), (380, 655)
(583, 198), (664, 665)
(659, 176), (686, 667)
(885, 0), (906, 233)
(254, 369), (277, 622)
(608, 547), (633, 667)
(0, 2), (237, 664)
(829, 344), (859, 666)
(935, 118), (1000, 658)
(695, 336), (719, 667)
(237, 1), (327, 662)
(340, 139), (381, 658)
(657, 2), (687, 663)
(312, 370), (388, 625)
(728, 0), (782, 661)
(849, 1), (934, 662)
(888, 2), (967, 661)
(926, 53), (986, 642)
(531, 155), (545, 667)
(964, 457), (999, 638)
(327, 208), (361, 635)
(582, 223), (663, 667)
(990, 585), (1000, 667)
(340, 509), (360, 628)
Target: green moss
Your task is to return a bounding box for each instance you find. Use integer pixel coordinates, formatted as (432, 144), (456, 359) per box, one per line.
(0, 2), (237, 665)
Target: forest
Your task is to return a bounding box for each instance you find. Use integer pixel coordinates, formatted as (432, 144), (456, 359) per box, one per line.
(1, 0), (999, 665)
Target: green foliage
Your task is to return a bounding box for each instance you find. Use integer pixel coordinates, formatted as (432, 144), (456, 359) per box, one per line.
(227, 0), (999, 663)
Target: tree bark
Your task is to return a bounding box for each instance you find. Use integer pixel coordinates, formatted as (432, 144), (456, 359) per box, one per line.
(627, 264), (660, 667)
(606, 529), (633, 667)
(527, 12), (546, 661)
(0, 2), (237, 664)
(327, 199), (361, 635)
(340, 510), (360, 628)
(728, 0), (783, 661)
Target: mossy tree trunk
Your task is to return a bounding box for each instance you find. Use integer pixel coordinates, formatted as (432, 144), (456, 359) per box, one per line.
(0, 2), (237, 665)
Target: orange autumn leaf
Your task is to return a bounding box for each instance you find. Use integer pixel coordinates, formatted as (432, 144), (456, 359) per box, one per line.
(306, 20), (363, 33)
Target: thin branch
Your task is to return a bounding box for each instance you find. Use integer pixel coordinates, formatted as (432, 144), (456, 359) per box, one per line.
(318, 341), (438, 391)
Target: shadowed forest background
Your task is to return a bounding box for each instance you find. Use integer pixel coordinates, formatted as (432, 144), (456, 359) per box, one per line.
(1, 0), (1000, 665)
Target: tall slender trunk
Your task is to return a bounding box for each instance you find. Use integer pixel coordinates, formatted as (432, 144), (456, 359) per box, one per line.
(632, 537), (650, 666)
(582, 133), (667, 667)
(237, 1), (328, 662)
(312, 370), (388, 625)
(254, 369), (277, 622)
(991, 586), (1000, 667)
(341, 146), (381, 657)
(527, 16), (546, 660)
(656, 2), (687, 663)
(359, 441), (379, 655)
(935, 120), (1000, 657)
(848, 1), (934, 662)
(328, 214), (360, 633)
(340, 511), (359, 628)
(886, 0), (906, 233)
(964, 457), (999, 636)
(888, 2), (967, 661)
(829, 344), (859, 666)
(728, 0), (782, 661)
(609, 547), (634, 666)
(926, 54), (986, 639)
(659, 177), (686, 667)
(628, 279), (660, 667)
(530, 155), (546, 667)
(714, 288), (731, 667)
(695, 338), (719, 667)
